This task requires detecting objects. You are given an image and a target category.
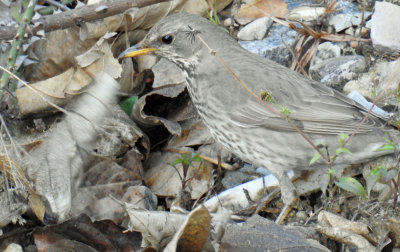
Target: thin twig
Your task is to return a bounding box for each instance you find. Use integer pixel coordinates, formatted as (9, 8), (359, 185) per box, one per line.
(281, 33), (308, 76)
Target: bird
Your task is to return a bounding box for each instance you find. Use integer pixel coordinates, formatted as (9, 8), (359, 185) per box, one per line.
(119, 13), (398, 221)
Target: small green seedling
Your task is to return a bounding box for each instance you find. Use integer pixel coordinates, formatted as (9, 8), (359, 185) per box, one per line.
(171, 152), (203, 189)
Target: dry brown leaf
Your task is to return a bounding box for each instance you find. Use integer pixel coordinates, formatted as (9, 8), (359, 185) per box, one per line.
(16, 41), (122, 118)
(28, 193), (46, 222)
(178, 0), (232, 16)
(165, 205), (211, 252)
(25, 28), (97, 82)
(235, 0), (288, 24)
(125, 0), (232, 31)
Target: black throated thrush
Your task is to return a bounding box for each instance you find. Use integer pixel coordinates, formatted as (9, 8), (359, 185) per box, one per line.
(119, 13), (398, 220)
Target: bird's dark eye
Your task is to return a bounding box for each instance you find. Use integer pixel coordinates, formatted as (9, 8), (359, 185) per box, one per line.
(161, 34), (173, 44)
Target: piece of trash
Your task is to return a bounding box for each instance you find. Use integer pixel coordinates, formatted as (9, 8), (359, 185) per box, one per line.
(347, 90), (390, 119)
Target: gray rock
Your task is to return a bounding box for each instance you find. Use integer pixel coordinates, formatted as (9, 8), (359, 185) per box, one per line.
(343, 60), (400, 108)
(328, 12), (370, 32)
(371, 1), (400, 52)
(239, 24), (299, 67)
(237, 16), (273, 41)
(311, 42), (341, 66)
(310, 55), (367, 91)
(221, 163), (257, 189)
(334, 0), (362, 14)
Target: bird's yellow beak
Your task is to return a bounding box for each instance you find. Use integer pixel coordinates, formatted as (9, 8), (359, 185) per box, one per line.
(118, 44), (158, 59)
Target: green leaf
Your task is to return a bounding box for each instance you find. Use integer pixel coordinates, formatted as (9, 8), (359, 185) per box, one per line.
(172, 158), (183, 166)
(280, 107), (291, 117)
(366, 167), (382, 198)
(181, 154), (191, 166)
(207, 10), (219, 25)
(337, 133), (349, 145)
(192, 154), (202, 162)
(328, 169), (337, 175)
(328, 169), (339, 180)
(335, 177), (366, 199)
(309, 152), (321, 166)
(375, 143), (396, 152)
(120, 96), (138, 116)
(335, 147), (351, 156)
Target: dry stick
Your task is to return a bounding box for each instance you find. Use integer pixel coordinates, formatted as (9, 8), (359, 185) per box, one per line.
(297, 39), (319, 73)
(193, 32), (330, 163)
(281, 33), (308, 77)
(290, 35), (305, 71)
(0, 0), (170, 41)
(43, 0), (71, 11)
(270, 16), (370, 43)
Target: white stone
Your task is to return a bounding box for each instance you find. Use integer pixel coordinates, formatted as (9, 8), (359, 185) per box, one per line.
(371, 1), (400, 52)
(237, 16), (273, 41)
(223, 18), (232, 27)
(329, 13), (353, 32)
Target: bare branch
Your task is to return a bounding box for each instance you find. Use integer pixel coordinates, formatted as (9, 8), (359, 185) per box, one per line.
(0, 0), (170, 41)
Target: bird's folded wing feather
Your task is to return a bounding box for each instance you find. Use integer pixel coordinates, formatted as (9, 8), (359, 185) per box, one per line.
(229, 73), (387, 135)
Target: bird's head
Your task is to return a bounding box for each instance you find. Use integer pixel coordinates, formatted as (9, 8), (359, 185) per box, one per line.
(119, 13), (234, 71)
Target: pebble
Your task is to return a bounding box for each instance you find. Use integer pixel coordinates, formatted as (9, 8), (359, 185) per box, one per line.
(239, 24), (299, 67)
(311, 42), (341, 66)
(310, 55), (367, 91)
(237, 16), (273, 41)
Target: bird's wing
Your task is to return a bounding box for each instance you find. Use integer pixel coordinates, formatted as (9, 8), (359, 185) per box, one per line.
(230, 95), (384, 135)
(228, 55), (388, 135)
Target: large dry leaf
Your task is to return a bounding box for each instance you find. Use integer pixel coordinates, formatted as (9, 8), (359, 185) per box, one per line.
(24, 27), (97, 82)
(16, 41), (121, 118)
(131, 83), (195, 136)
(126, 209), (187, 249)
